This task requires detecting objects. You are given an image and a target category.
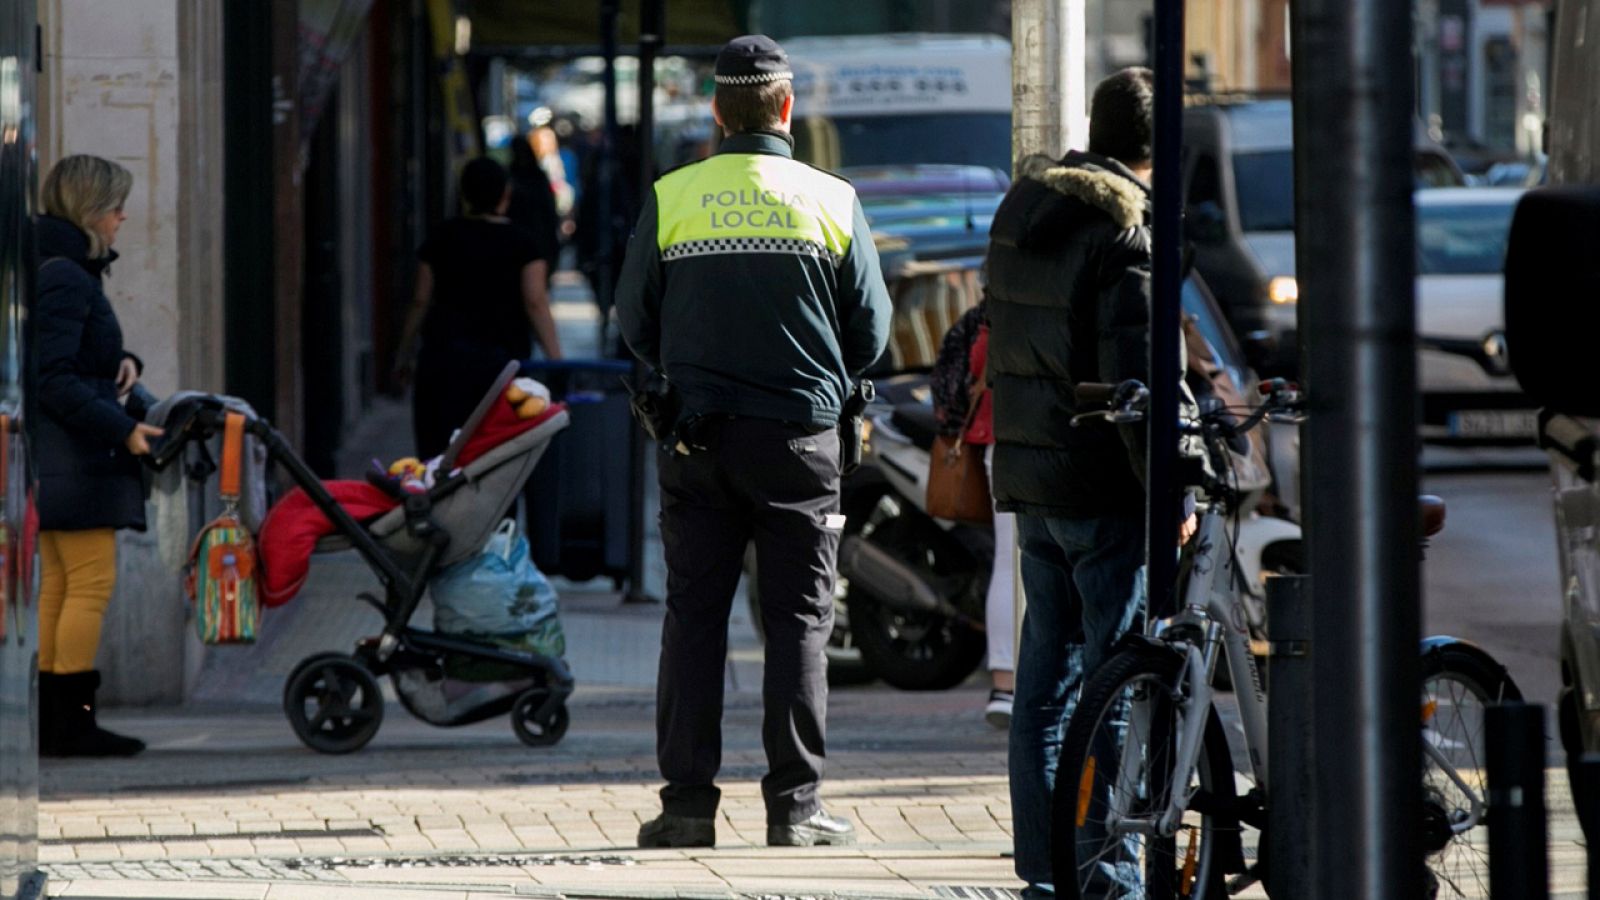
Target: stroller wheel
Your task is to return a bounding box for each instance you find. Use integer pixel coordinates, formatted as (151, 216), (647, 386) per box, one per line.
(512, 692), (570, 748)
(283, 653), (385, 754)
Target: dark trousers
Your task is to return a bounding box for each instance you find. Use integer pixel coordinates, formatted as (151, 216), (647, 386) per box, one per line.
(655, 417), (842, 825)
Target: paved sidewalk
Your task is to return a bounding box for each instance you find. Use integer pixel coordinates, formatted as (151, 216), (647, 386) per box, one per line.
(43, 685), (1019, 899)
(40, 288), (1590, 898)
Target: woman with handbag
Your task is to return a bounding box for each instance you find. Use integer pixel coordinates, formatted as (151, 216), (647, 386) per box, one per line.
(33, 155), (164, 757)
(931, 300), (1017, 728)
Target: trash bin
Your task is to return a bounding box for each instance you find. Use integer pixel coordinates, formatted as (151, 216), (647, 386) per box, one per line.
(520, 359), (634, 586)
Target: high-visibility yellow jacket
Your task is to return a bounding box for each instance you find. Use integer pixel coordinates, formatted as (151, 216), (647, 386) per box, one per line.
(616, 131), (892, 428)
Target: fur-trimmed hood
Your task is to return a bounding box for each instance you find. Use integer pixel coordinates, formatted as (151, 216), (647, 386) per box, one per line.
(1026, 152), (1149, 230)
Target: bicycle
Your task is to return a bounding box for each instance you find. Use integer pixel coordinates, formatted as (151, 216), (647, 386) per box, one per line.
(1049, 379), (1522, 900)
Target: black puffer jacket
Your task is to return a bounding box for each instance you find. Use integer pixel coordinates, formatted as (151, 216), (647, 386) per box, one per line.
(32, 214), (146, 531)
(986, 151), (1161, 517)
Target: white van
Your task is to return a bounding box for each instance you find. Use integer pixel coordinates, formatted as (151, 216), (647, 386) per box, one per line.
(783, 34), (1012, 175)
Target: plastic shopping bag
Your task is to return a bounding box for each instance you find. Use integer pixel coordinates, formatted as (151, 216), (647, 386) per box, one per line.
(431, 519), (565, 662)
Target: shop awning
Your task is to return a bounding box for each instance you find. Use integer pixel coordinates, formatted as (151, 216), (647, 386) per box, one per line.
(468, 0), (748, 55)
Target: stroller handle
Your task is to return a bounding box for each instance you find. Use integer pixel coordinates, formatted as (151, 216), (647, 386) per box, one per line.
(144, 396), (239, 472)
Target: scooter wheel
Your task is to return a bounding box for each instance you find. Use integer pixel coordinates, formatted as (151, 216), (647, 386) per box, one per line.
(283, 652), (385, 754)
(512, 692), (569, 748)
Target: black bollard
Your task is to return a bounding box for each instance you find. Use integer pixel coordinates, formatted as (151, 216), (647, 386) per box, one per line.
(1266, 573), (1314, 900)
(1485, 702), (1550, 900)
(1578, 753), (1600, 900)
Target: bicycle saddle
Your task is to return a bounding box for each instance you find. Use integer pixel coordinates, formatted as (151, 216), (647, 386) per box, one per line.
(1420, 494), (1447, 538)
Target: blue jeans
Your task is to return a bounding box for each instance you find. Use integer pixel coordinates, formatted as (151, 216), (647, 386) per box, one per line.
(1009, 512), (1146, 894)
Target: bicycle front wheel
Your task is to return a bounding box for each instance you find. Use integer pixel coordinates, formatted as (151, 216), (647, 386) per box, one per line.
(1419, 644), (1522, 900)
(1052, 645), (1238, 900)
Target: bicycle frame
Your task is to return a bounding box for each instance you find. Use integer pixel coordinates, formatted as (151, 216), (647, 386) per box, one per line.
(1148, 507), (1269, 836)
(1135, 512), (1487, 841)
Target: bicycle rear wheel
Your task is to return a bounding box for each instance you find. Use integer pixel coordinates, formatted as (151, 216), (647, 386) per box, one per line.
(1052, 645), (1237, 900)
(1419, 644), (1522, 900)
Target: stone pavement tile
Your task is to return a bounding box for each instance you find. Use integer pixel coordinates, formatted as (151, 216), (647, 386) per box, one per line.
(49, 880), (271, 898)
(876, 851), (1017, 884)
(703, 855), (899, 881)
(719, 877), (921, 897)
(340, 865), (532, 887)
(265, 886), (469, 900)
(509, 826), (567, 848)
(38, 844), (76, 863)
(58, 822), (108, 840)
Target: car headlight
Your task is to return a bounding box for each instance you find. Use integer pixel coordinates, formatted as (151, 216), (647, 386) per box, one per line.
(1268, 276), (1299, 305)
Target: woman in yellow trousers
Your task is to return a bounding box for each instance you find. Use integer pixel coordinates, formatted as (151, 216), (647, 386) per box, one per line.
(33, 155), (163, 757)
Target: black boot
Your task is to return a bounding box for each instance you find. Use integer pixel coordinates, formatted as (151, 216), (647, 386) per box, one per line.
(48, 670), (145, 757)
(37, 672), (60, 756)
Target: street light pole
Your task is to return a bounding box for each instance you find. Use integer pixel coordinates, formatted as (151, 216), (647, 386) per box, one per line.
(1292, 0), (1424, 894)
(1146, 0), (1183, 622)
(1010, 0), (1089, 170)
(1009, 0), (1090, 645)
(624, 0), (664, 605)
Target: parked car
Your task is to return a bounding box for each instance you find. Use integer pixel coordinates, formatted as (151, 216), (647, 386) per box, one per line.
(1181, 98), (1465, 367)
(1415, 187), (1534, 443)
(849, 164), (1008, 272)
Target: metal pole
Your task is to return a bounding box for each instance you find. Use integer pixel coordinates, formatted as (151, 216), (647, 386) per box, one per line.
(1009, 0), (1089, 171)
(596, 0), (618, 342)
(624, 0), (663, 605)
(1145, 0), (1182, 620)
(1009, 0), (1089, 631)
(1575, 753), (1600, 899)
(1266, 573), (1316, 900)
(1485, 703), (1550, 900)
(1292, 0), (1423, 893)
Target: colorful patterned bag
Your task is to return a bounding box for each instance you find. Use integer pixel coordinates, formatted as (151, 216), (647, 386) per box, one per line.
(185, 412), (260, 643)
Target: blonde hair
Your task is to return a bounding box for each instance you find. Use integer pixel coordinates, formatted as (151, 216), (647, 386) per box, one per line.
(41, 155), (133, 259)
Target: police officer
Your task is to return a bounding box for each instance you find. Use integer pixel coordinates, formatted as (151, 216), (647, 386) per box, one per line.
(616, 34), (892, 850)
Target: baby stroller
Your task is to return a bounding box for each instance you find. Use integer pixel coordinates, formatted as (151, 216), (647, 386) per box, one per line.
(153, 362), (575, 753)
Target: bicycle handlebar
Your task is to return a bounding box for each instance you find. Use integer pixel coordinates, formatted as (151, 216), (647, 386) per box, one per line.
(1074, 382), (1119, 406)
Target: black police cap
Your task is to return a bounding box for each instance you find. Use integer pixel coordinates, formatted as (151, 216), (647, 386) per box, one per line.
(714, 34), (792, 86)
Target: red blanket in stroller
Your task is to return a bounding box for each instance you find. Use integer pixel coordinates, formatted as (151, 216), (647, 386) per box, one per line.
(258, 400), (565, 607)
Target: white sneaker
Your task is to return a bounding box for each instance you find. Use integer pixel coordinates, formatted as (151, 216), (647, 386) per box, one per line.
(985, 689), (1013, 730)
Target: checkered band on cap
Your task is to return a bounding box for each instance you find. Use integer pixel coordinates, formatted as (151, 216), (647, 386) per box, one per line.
(715, 34), (792, 88)
(713, 71), (793, 85)
(663, 237), (838, 264)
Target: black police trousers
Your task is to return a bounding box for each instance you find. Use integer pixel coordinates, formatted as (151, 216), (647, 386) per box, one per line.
(655, 416), (842, 826)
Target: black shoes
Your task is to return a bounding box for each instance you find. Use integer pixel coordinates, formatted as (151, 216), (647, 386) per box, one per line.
(637, 812), (716, 848)
(638, 808), (856, 848)
(39, 671), (146, 758)
(767, 808), (857, 847)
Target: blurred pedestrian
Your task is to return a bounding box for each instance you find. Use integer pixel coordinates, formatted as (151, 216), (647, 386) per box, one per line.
(617, 34), (892, 850)
(929, 298), (1017, 729)
(33, 154), (164, 758)
(986, 68), (1194, 897)
(507, 133), (563, 277)
(575, 124), (640, 331)
(394, 157), (563, 459)
(530, 125), (574, 221)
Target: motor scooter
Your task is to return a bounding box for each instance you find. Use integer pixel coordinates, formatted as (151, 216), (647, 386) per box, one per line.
(748, 372), (1304, 691)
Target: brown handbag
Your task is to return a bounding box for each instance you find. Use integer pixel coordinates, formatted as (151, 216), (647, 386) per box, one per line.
(926, 355), (993, 524)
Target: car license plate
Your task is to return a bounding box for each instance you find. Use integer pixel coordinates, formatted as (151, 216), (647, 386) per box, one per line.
(1447, 409), (1538, 439)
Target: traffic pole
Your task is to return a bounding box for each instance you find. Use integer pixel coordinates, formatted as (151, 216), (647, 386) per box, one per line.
(1485, 703), (1550, 899)
(1145, 0), (1183, 621)
(1008, 0), (1089, 632)
(1266, 573), (1315, 900)
(624, 0), (663, 605)
(1575, 753), (1600, 899)
(1291, 0), (1424, 895)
